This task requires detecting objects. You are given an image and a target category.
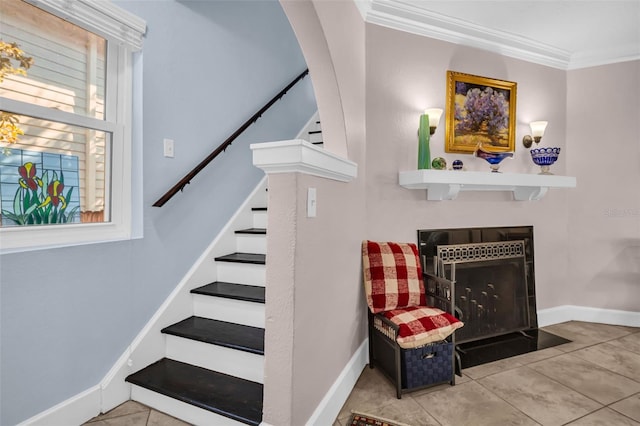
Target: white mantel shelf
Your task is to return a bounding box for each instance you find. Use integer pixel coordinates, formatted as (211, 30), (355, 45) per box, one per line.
(399, 169), (577, 201)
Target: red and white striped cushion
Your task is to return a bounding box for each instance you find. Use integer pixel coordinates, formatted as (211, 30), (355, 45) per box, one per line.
(362, 241), (426, 313)
(383, 306), (464, 349)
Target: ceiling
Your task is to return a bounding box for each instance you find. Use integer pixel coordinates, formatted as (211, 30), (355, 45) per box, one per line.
(356, 0), (640, 69)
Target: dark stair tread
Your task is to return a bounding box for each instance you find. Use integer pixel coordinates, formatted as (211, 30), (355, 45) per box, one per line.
(126, 358), (263, 426)
(251, 207), (267, 211)
(235, 228), (266, 235)
(215, 253), (265, 264)
(308, 130), (322, 134)
(162, 316), (264, 355)
(191, 282), (265, 304)
(312, 141), (324, 145)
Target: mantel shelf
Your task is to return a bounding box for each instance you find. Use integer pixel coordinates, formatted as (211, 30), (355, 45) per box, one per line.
(399, 169), (577, 201)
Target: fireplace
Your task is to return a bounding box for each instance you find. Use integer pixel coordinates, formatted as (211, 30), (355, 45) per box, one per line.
(418, 226), (570, 369)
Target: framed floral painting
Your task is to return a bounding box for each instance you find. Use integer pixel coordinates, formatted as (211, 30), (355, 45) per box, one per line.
(445, 71), (517, 154)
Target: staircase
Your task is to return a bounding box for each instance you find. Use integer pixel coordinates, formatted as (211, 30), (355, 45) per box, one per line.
(307, 119), (323, 146)
(125, 203), (269, 425)
(122, 114), (322, 425)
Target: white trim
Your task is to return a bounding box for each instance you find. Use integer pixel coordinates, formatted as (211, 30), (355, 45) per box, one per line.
(17, 385), (101, 426)
(19, 303), (639, 425)
(305, 339), (369, 426)
(0, 99), (117, 133)
(358, 0), (638, 70)
(251, 139), (357, 182)
(130, 385), (246, 426)
(25, 0), (146, 50)
(538, 305), (640, 328)
(398, 169), (576, 201)
(364, 0), (570, 69)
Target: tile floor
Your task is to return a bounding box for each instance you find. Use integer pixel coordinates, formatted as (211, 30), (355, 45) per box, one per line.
(335, 321), (640, 426)
(86, 321), (640, 426)
(83, 401), (189, 426)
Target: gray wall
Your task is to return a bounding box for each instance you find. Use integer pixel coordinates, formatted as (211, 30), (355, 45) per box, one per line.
(0, 1), (315, 424)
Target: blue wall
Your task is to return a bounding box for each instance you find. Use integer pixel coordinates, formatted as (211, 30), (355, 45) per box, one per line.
(0, 1), (315, 423)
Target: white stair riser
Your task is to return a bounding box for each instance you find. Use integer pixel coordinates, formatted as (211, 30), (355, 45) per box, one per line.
(216, 262), (265, 287)
(236, 234), (266, 254)
(253, 211), (267, 229)
(309, 132), (323, 144)
(165, 336), (264, 384)
(131, 385), (246, 426)
(193, 295), (265, 328)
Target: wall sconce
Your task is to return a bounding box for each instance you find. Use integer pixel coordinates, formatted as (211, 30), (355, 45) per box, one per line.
(423, 108), (443, 135)
(522, 121), (548, 148)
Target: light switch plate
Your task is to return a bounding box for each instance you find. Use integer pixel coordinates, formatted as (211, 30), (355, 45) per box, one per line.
(307, 187), (316, 218)
(163, 138), (174, 158)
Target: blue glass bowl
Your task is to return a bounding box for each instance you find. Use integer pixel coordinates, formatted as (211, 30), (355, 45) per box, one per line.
(530, 147), (560, 174)
(474, 145), (514, 172)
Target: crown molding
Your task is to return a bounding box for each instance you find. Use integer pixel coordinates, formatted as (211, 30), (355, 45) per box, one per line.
(358, 0), (636, 70)
(567, 44), (640, 70)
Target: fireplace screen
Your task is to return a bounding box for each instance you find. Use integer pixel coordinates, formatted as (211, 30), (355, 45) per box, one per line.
(435, 241), (530, 344)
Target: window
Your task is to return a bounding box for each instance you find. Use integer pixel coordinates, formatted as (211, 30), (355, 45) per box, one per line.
(0, 0), (145, 252)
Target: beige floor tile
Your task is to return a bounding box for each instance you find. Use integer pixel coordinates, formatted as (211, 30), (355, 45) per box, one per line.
(413, 381), (540, 426)
(511, 347), (564, 364)
(611, 393), (640, 422)
(478, 366), (602, 426)
(462, 356), (525, 380)
(608, 331), (640, 355)
(410, 374), (470, 397)
(85, 411), (150, 426)
(147, 409), (191, 426)
(355, 396), (441, 426)
(528, 353), (640, 404)
(565, 407), (640, 425)
(571, 343), (640, 382)
(336, 366), (403, 422)
(542, 321), (635, 352)
(84, 401), (150, 424)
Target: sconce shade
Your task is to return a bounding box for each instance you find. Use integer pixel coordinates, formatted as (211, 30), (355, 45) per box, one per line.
(530, 121), (548, 138)
(424, 108), (443, 128)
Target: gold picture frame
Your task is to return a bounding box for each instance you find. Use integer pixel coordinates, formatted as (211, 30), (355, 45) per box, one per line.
(445, 71), (517, 154)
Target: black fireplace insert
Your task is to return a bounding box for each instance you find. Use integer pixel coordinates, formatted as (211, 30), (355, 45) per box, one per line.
(418, 226), (570, 368)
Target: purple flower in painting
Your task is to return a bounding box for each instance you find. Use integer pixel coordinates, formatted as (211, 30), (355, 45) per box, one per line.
(455, 86), (509, 139)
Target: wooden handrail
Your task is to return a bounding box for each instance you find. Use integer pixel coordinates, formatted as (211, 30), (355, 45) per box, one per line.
(153, 68), (310, 207)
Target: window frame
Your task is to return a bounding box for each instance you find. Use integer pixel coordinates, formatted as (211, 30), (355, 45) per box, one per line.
(0, 0), (145, 253)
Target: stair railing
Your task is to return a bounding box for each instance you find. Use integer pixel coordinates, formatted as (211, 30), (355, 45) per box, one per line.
(153, 68), (310, 207)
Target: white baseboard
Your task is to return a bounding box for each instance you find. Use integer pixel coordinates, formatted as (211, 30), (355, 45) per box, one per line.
(304, 339), (368, 426)
(17, 385), (101, 426)
(19, 306), (637, 424)
(538, 305), (640, 328)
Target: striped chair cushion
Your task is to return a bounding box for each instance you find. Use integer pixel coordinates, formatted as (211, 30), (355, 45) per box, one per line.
(383, 306), (464, 349)
(362, 240), (426, 313)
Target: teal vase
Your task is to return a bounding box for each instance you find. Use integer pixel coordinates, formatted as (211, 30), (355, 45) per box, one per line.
(418, 114), (431, 169)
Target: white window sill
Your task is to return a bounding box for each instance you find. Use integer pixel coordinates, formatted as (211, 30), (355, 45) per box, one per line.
(0, 222), (141, 254)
